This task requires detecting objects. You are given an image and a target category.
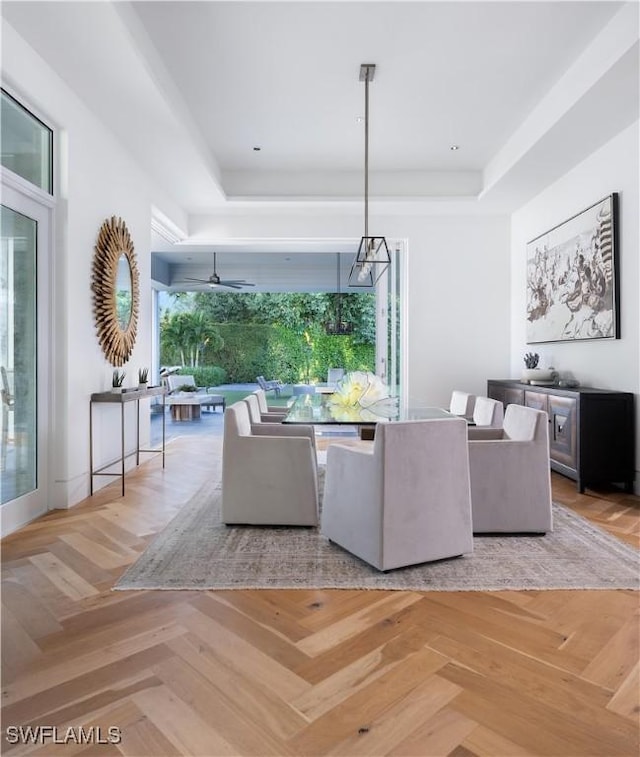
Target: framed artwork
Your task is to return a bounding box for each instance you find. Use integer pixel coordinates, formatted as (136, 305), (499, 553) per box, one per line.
(526, 193), (619, 344)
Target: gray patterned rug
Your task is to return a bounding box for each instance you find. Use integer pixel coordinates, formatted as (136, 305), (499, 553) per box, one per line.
(114, 475), (639, 592)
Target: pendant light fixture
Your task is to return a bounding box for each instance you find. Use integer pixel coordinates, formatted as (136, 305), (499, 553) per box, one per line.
(325, 252), (353, 335)
(348, 63), (390, 288)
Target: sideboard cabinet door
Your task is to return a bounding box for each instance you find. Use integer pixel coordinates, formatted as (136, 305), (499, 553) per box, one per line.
(548, 395), (578, 473)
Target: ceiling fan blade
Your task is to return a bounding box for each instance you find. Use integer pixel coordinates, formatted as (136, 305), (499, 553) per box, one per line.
(219, 280), (255, 286)
(183, 277), (209, 283)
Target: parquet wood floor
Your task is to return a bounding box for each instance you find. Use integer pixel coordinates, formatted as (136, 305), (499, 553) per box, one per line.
(1, 435), (638, 756)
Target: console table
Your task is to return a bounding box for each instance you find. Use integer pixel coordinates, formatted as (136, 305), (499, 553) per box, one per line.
(487, 380), (634, 493)
(89, 386), (166, 496)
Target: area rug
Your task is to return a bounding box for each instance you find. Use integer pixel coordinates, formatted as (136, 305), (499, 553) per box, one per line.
(114, 475), (639, 592)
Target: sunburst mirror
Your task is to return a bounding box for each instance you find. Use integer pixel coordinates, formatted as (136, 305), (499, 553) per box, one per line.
(91, 216), (139, 366)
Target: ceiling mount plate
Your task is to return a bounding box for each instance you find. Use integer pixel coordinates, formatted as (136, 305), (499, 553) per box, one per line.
(359, 64), (376, 82)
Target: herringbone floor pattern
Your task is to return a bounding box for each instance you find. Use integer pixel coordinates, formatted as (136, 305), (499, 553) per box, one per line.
(1, 436), (638, 756)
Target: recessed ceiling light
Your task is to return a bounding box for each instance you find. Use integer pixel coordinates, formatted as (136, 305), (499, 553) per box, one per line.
(253, 146), (261, 151)
(450, 145), (460, 151)
(355, 116), (364, 123)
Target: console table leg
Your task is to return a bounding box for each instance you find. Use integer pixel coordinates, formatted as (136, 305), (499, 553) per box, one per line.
(89, 401), (94, 495)
(121, 402), (125, 497)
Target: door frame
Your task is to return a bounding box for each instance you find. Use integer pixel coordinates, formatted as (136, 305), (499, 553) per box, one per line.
(1, 178), (53, 536)
(375, 238), (407, 399)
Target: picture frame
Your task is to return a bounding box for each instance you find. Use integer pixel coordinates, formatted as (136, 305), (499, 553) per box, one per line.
(526, 193), (619, 344)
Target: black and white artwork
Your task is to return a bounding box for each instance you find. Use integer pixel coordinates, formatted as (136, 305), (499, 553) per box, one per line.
(526, 194), (619, 343)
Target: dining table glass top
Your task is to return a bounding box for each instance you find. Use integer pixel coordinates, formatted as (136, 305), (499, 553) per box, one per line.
(283, 392), (453, 425)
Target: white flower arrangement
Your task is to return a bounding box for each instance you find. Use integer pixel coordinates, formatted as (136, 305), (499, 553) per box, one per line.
(328, 371), (397, 421)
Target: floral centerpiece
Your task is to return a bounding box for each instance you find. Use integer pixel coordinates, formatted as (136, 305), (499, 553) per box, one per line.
(328, 371), (397, 422)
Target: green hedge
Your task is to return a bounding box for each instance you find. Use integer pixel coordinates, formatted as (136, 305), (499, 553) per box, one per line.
(177, 365), (227, 387)
(172, 323), (374, 384)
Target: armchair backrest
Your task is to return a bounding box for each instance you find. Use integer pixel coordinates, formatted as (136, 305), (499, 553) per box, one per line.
(243, 393), (263, 424)
(166, 374), (196, 393)
(224, 401), (252, 441)
(372, 418), (470, 508)
(371, 417), (472, 564)
(256, 376), (268, 391)
(473, 396), (504, 427)
(450, 390), (475, 417)
(254, 388), (269, 414)
(503, 403), (547, 442)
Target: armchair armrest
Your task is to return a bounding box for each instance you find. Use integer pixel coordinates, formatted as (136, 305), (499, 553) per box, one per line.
(467, 427), (504, 440)
(251, 422), (316, 450)
(260, 411), (288, 422)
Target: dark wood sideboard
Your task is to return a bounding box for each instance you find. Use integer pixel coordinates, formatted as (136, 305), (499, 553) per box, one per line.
(487, 380), (635, 493)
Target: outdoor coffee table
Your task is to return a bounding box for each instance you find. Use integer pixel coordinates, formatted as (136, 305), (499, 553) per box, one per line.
(166, 393), (226, 421)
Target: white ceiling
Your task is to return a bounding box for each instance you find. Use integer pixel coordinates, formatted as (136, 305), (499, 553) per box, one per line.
(2, 0), (638, 291)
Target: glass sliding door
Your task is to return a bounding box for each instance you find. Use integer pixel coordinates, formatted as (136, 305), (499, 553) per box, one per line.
(0, 187), (50, 531)
(1, 205), (37, 503)
(376, 240), (404, 396)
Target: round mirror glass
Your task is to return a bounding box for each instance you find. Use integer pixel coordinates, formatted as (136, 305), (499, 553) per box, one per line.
(115, 253), (133, 330)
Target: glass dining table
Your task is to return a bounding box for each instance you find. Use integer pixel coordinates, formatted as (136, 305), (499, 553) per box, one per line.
(282, 392), (454, 427)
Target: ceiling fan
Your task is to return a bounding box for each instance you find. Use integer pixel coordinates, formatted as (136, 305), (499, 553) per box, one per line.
(183, 252), (256, 290)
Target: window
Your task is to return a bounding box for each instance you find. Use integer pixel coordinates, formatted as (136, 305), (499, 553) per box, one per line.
(1, 89), (53, 194)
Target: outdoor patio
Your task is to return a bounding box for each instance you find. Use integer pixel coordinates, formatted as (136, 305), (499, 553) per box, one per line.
(150, 383), (359, 446)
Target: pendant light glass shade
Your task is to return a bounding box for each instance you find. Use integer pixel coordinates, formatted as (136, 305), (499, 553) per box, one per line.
(348, 63), (390, 288)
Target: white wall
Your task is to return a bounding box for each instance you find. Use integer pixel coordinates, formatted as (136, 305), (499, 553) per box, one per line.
(2, 22), (185, 517)
(189, 209), (512, 409)
(510, 121), (639, 489)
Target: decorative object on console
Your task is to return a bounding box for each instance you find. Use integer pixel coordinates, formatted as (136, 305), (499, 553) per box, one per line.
(526, 193), (619, 344)
(91, 216), (140, 366)
(137, 367), (149, 389)
(521, 351), (554, 384)
(111, 369), (125, 393)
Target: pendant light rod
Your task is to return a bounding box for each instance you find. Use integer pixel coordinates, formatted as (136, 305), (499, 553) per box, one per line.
(360, 64), (375, 242)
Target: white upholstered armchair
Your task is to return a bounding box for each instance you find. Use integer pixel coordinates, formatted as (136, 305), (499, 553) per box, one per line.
(321, 418), (474, 571)
(254, 388), (286, 416)
(469, 396), (504, 431)
(449, 390), (475, 418)
(243, 393), (287, 423)
(222, 401), (319, 525)
(467, 404), (553, 533)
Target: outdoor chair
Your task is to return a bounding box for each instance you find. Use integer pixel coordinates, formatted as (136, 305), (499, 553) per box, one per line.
(165, 374), (225, 413)
(467, 404), (553, 533)
(321, 417), (473, 571)
(449, 390), (476, 419)
(166, 374), (207, 394)
(256, 375), (283, 396)
(327, 368), (345, 386)
(243, 393), (287, 424)
(222, 401), (319, 525)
